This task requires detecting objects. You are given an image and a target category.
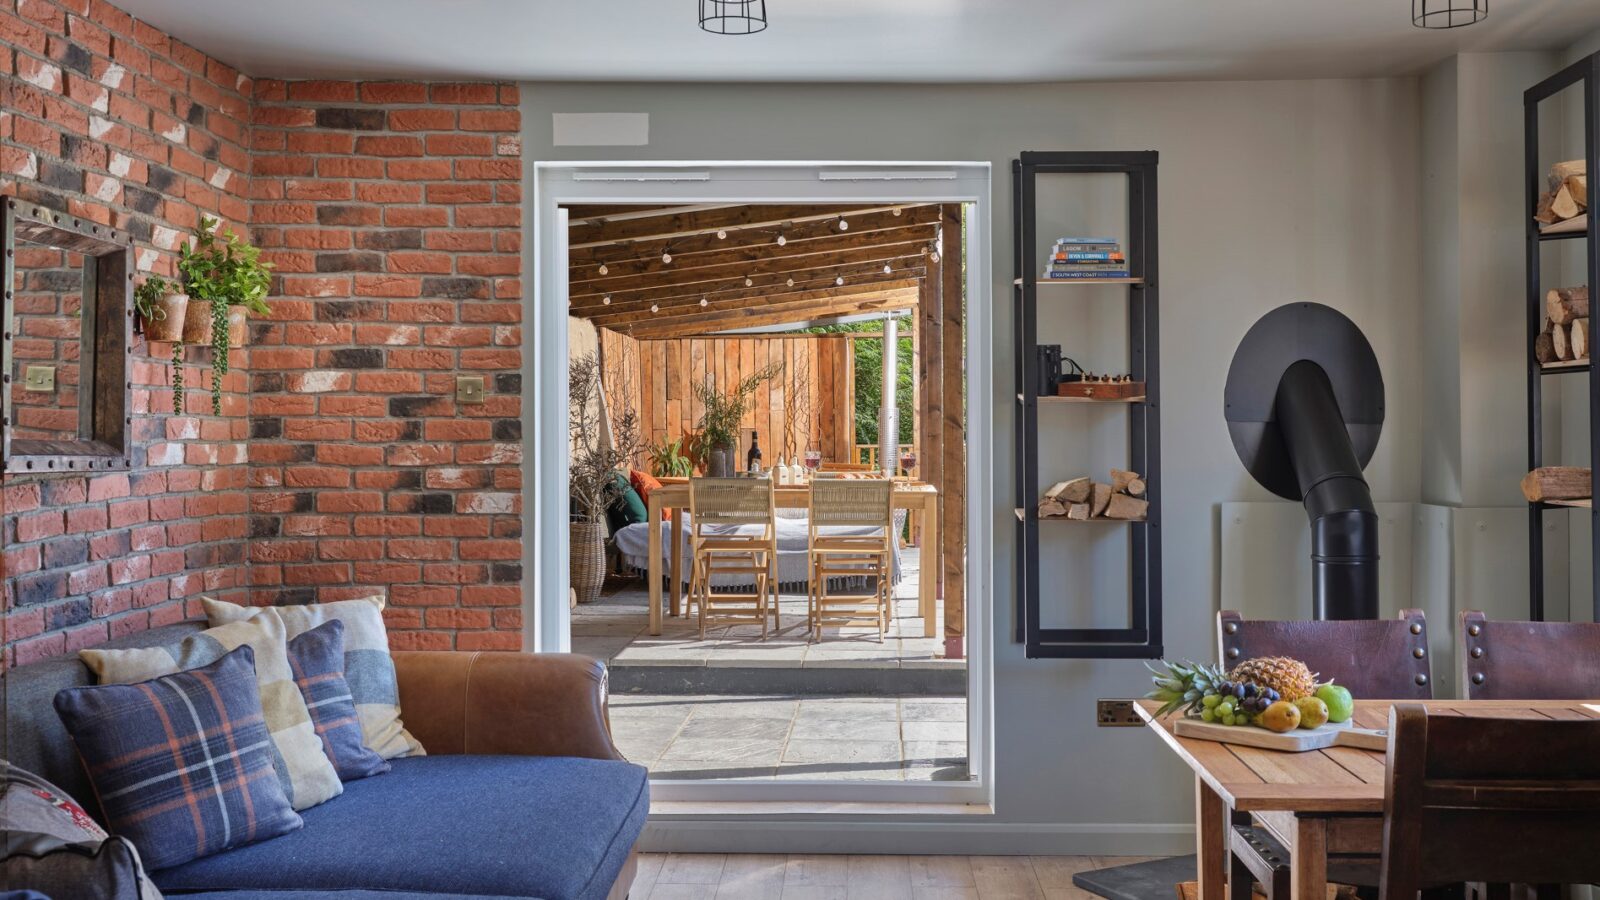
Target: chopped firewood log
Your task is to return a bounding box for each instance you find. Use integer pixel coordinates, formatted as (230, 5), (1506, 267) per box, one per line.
(1554, 184), (1583, 220)
(1552, 159), (1587, 183)
(1568, 174), (1589, 211)
(1038, 498), (1068, 518)
(1546, 286), (1589, 325)
(1110, 468), (1142, 494)
(1536, 191), (1559, 224)
(1090, 483), (1113, 517)
(1536, 327), (1558, 365)
(1045, 476), (1092, 503)
(1104, 493), (1150, 521)
(1554, 322), (1573, 360)
(1067, 502), (1091, 521)
(1521, 466), (1591, 503)
(1574, 318), (1589, 360)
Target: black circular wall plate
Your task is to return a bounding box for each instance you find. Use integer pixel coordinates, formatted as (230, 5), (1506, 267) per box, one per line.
(1223, 302), (1385, 501)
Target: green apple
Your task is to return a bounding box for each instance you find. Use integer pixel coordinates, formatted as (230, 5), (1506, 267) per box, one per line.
(1315, 682), (1354, 723)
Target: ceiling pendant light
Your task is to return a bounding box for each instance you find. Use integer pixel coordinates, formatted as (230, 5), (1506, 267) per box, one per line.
(598, 263), (609, 275)
(838, 217), (849, 231)
(892, 208), (903, 217)
(776, 233), (787, 247)
(602, 295), (612, 305)
(662, 251), (672, 264)
(650, 303), (660, 313)
(1411, 0), (1486, 28)
(700, 296), (709, 307)
(835, 276), (845, 286)
(786, 277), (795, 287)
(744, 276), (754, 287)
(716, 229), (728, 239)
(699, 0), (767, 35)
(929, 246), (941, 263)
(883, 264), (892, 275)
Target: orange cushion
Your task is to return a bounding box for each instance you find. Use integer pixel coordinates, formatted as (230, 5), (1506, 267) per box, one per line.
(630, 470), (669, 519)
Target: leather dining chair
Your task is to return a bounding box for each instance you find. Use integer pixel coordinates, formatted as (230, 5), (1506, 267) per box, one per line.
(1457, 611), (1600, 699)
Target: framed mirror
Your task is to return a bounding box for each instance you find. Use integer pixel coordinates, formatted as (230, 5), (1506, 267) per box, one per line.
(2, 198), (134, 475)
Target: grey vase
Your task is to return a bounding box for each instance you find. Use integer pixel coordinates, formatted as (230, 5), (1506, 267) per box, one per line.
(707, 446), (733, 477)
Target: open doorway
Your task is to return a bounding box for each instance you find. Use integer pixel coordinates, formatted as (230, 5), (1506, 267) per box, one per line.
(527, 163), (992, 802)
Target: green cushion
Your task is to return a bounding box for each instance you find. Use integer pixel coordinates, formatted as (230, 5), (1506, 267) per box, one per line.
(606, 472), (648, 535)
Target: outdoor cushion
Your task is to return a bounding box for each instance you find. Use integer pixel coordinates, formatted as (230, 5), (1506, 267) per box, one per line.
(152, 754), (649, 900)
(607, 472), (649, 534)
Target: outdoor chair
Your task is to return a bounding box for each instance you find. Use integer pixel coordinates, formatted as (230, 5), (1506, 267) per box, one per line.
(807, 475), (896, 642)
(687, 476), (780, 639)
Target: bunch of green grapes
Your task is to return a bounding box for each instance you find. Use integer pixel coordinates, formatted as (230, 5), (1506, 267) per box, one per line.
(1198, 692), (1256, 727)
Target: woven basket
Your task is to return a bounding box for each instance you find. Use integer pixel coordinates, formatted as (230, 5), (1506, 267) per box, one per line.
(569, 519), (607, 604)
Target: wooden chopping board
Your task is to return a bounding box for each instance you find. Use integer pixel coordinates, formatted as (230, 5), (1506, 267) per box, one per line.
(1172, 716), (1388, 752)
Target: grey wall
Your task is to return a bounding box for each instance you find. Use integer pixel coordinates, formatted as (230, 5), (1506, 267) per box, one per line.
(524, 77), (1423, 853)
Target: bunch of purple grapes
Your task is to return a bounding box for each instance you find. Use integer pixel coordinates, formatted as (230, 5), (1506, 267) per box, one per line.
(1214, 679), (1280, 715)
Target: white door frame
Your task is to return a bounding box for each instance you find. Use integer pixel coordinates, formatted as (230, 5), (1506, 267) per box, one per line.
(525, 161), (994, 806)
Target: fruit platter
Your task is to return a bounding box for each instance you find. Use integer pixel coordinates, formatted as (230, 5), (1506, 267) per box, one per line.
(1146, 657), (1386, 752)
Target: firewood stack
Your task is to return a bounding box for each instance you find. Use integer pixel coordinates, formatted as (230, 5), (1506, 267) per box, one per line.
(1037, 469), (1148, 521)
(1520, 466), (1591, 504)
(1536, 285), (1590, 365)
(1534, 159), (1588, 234)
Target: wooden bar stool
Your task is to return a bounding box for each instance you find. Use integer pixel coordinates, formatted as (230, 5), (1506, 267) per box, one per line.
(807, 476), (895, 642)
(687, 476), (779, 639)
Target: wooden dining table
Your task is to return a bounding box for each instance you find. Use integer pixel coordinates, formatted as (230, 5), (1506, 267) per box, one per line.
(1139, 698), (1600, 900)
(643, 480), (940, 637)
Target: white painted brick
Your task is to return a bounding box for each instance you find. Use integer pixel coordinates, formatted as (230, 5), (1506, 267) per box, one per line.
(296, 370), (343, 393)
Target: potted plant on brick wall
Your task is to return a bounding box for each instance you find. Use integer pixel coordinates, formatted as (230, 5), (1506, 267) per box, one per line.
(177, 217), (273, 415)
(569, 352), (639, 604)
(134, 275), (190, 413)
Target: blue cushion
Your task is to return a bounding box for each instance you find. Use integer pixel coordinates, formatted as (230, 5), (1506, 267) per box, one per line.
(53, 645), (303, 871)
(153, 755), (649, 900)
(172, 893), (517, 899)
(285, 620), (390, 782)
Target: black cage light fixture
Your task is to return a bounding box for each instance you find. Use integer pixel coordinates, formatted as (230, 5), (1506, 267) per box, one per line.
(1412, 0), (1487, 29)
(700, 0), (767, 35)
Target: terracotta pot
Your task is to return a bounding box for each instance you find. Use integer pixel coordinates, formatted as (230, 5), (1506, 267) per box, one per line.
(569, 519), (607, 604)
(226, 306), (248, 348)
(181, 300), (215, 344)
(141, 291), (188, 343)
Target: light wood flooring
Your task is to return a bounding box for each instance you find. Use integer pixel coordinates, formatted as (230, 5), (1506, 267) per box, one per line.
(628, 853), (1158, 899)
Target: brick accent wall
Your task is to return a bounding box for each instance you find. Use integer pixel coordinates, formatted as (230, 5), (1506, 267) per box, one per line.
(1, 0), (254, 666)
(1, 0), (524, 664)
(244, 80), (523, 652)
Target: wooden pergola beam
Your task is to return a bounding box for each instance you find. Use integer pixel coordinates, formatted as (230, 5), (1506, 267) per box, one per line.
(621, 288), (918, 340)
(570, 239), (933, 299)
(583, 278), (921, 331)
(567, 203), (915, 249)
(569, 221), (939, 282)
(571, 259), (928, 316)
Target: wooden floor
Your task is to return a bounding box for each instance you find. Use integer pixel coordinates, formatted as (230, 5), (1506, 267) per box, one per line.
(629, 853), (1155, 899)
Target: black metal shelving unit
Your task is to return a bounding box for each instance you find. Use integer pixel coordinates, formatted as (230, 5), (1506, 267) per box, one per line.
(1012, 151), (1162, 659)
(1526, 52), (1600, 623)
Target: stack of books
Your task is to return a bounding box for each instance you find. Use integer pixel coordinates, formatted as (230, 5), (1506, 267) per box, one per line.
(1043, 237), (1130, 279)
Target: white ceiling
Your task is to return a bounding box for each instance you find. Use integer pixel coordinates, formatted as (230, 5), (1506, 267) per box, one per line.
(115, 0), (1600, 84)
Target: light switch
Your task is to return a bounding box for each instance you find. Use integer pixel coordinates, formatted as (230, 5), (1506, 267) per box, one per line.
(456, 375), (486, 404)
(23, 365), (55, 392)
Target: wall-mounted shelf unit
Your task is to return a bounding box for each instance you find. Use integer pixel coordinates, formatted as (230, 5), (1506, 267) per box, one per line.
(1526, 51), (1600, 623)
(1012, 151), (1162, 659)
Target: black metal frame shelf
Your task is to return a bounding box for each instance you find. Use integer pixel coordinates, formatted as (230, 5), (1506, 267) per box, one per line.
(1012, 151), (1162, 660)
(1526, 51), (1600, 623)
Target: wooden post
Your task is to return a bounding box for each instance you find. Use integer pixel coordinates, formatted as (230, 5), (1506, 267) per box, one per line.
(939, 204), (966, 659)
(918, 264), (943, 555)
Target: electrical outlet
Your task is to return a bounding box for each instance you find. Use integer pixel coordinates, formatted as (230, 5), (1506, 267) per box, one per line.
(1097, 699), (1141, 727)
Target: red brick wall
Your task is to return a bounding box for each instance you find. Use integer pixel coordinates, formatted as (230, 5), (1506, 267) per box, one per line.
(1, 0), (524, 665)
(1, 0), (253, 666)
(245, 80), (523, 652)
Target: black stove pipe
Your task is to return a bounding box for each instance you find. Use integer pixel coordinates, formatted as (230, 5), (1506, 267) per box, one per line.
(1273, 359), (1379, 620)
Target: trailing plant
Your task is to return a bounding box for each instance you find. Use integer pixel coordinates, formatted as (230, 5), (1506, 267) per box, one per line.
(692, 362), (782, 451)
(647, 437), (694, 478)
(177, 217), (273, 415)
(173, 342), (184, 415)
(569, 352), (640, 522)
(133, 275), (178, 324)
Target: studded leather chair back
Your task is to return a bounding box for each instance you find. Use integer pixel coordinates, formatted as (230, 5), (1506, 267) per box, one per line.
(1216, 609), (1433, 699)
(1458, 611), (1600, 699)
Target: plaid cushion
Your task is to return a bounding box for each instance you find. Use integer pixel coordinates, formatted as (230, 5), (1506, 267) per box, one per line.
(286, 620), (390, 781)
(53, 645), (303, 871)
(205, 596), (423, 760)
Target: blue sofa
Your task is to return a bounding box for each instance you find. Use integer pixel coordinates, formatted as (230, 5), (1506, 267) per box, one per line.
(5, 623), (648, 900)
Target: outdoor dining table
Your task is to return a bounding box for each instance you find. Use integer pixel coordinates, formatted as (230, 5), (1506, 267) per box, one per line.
(1138, 698), (1600, 900)
(643, 480), (940, 637)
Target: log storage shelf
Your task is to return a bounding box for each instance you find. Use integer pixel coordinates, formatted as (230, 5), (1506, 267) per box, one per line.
(1012, 151), (1162, 660)
(1526, 51), (1600, 623)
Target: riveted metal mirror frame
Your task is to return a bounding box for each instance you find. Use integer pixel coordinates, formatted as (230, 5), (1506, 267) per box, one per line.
(2, 198), (134, 475)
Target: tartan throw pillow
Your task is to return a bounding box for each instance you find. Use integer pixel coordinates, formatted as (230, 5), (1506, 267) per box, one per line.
(204, 596), (424, 760)
(0, 761), (164, 900)
(286, 620), (391, 781)
(53, 645), (303, 871)
(78, 610), (342, 812)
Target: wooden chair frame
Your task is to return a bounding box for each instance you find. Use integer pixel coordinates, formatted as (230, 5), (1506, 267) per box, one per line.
(687, 476), (779, 639)
(1458, 611), (1600, 700)
(806, 476), (895, 642)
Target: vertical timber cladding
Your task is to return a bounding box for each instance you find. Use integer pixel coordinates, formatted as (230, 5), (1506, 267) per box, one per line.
(916, 202), (968, 654)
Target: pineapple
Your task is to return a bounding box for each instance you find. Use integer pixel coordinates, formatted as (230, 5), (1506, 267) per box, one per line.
(1145, 659), (1227, 718)
(1228, 656), (1318, 702)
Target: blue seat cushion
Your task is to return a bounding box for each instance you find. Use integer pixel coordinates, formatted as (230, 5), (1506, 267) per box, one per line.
(153, 755), (649, 900)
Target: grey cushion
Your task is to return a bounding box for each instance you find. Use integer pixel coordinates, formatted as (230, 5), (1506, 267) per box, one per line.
(0, 622), (204, 810)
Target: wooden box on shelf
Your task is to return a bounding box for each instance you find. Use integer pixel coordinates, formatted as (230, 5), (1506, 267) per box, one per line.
(1057, 378), (1146, 401)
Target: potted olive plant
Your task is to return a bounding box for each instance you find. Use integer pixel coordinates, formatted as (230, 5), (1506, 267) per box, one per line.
(134, 275), (190, 413)
(692, 363), (781, 477)
(568, 352), (639, 604)
(177, 217), (273, 415)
